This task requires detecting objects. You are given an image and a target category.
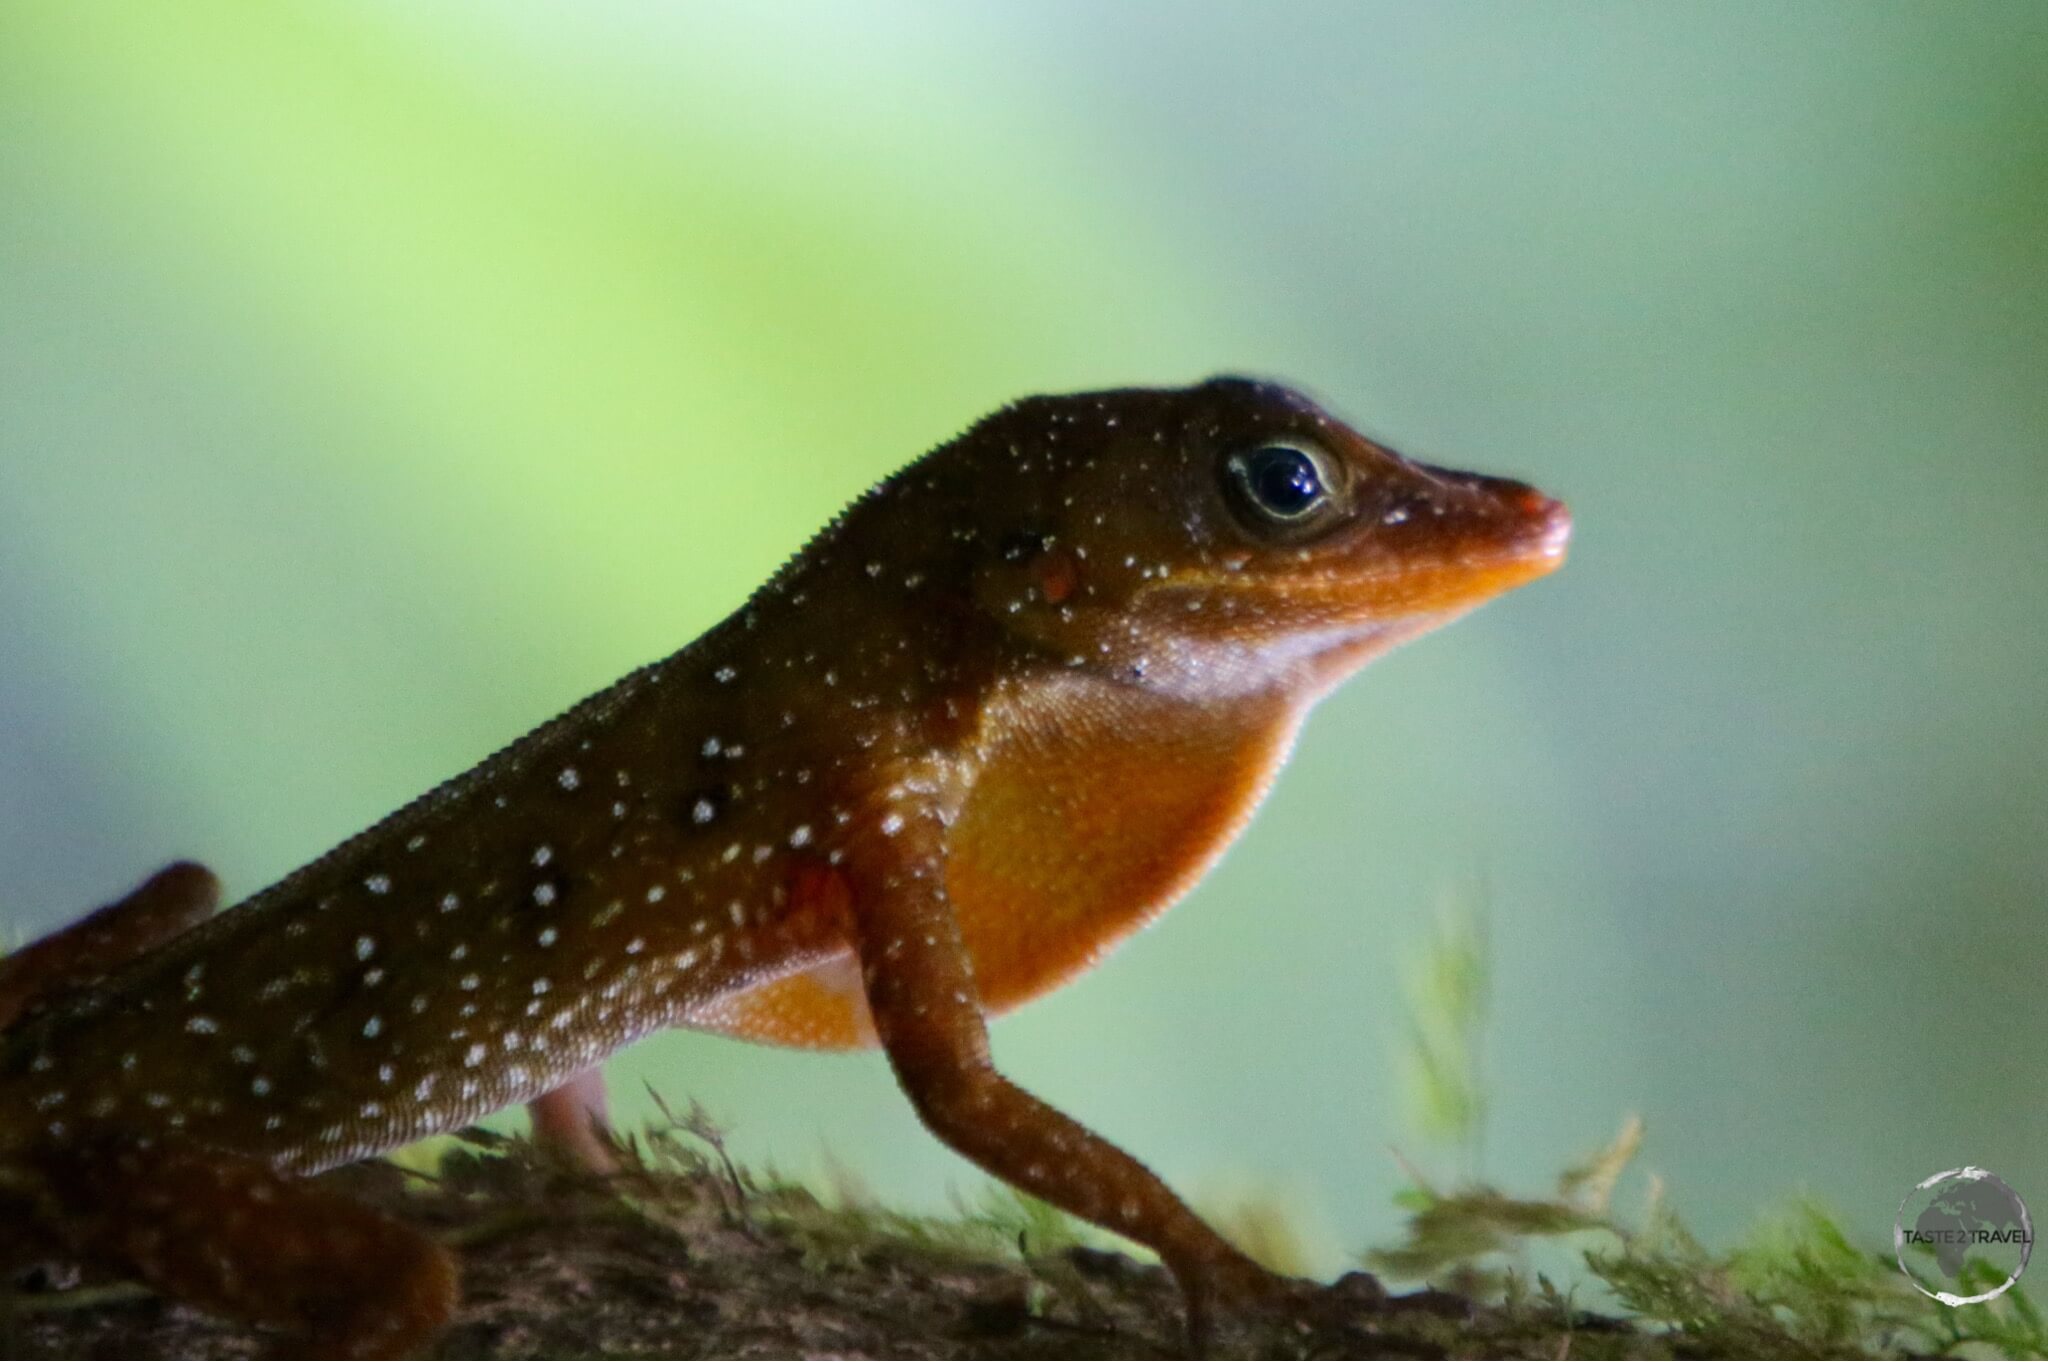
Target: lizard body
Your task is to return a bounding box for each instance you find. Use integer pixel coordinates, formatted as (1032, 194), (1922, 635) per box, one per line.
(0, 377), (1568, 1353)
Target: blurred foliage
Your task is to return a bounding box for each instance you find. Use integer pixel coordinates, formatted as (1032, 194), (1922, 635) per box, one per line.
(1397, 888), (1493, 1165)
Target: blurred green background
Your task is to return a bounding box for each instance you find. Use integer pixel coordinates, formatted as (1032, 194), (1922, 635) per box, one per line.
(3, 1), (2043, 1276)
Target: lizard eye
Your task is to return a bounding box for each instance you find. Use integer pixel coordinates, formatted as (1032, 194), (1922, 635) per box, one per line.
(1222, 441), (1342, 539)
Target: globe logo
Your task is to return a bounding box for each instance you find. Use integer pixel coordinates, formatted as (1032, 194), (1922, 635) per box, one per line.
(1895, 1167), (2033, 1305)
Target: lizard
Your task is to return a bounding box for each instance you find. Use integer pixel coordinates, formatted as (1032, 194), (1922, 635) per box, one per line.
(0, 376), (1569, 1355)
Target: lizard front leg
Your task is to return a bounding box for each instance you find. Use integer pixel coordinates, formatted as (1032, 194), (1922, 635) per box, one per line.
(845, 799), (1292, 1345)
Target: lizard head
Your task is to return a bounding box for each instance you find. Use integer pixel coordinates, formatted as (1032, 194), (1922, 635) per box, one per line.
(961, 376), (1570, 697)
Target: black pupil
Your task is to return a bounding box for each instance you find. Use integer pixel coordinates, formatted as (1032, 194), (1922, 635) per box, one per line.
(1246, 446), (1323, 516)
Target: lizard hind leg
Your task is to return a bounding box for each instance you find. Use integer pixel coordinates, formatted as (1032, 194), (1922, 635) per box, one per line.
(0, 862), (222, 1032)
(27, 1133), (457, 1359)
(526, 1066), (618, 1173)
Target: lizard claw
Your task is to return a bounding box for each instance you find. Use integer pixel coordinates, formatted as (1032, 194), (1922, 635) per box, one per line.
(1176, 1251), (1315, 1355)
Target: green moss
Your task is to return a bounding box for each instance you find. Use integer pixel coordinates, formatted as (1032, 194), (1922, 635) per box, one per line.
(1370, 921), (2043, 1360)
